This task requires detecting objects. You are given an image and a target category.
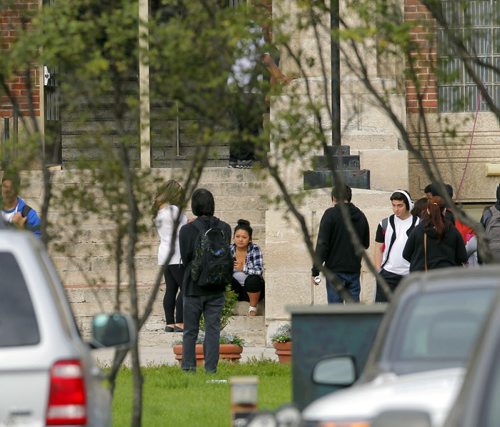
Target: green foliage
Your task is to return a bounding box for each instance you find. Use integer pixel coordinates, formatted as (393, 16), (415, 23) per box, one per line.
(197, 287), (243, 345)
(112, 362), (291, 426)
(221, 287), (238, 330)
(270, 323), (292, 343)
(219, 331), (245, 347)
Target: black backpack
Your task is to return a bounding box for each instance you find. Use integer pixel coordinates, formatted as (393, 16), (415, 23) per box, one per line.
(485, 206), (500, 263)
(190, 219), (233, 289)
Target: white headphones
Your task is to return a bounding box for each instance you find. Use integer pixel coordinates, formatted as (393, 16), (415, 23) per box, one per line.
(393, 189), (414, 212)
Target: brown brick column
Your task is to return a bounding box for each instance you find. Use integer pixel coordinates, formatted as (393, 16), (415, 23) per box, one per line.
(404, 0), (438, 113)
(0, 0), (41, 119)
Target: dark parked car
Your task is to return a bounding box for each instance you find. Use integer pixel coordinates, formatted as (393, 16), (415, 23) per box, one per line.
(0, 229), (135, 426)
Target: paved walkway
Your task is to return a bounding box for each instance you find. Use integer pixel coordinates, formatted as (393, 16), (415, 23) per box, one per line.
(93, 343), (277, 368)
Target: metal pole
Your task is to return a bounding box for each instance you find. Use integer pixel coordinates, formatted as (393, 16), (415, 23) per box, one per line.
(311, 210), (317, 305)
(139, 0), (151, 168)
(3, 118), (9, 142)
(13, 109), (18, 158)
(330, 0), (341, 148)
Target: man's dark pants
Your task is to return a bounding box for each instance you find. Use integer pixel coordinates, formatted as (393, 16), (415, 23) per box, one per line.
(182, 293), (225, 373)
(375, 269), (404, 302)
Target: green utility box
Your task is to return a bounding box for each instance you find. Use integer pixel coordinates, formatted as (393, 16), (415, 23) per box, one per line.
(289, 304), (387, 410)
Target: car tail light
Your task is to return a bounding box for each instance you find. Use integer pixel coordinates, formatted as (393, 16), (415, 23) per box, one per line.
(46, 359), (87, 425)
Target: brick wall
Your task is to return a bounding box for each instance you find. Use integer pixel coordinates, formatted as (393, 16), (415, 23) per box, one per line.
(0, 0), (41, 118)
(404, 0), (438, 113)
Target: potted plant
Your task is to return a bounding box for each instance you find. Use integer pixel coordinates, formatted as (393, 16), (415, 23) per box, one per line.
(173, 288), (245, 365)
(271, 323), (292, 363)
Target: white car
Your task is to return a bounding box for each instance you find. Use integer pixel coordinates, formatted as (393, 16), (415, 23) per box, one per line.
(371, 292), (500, 427)
(304, 368), (464, 427)
(302, 267), (500, 427)
(0, 229), (135, 426)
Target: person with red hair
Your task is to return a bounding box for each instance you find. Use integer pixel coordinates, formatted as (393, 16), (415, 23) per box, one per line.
(403, 196), (467, 272)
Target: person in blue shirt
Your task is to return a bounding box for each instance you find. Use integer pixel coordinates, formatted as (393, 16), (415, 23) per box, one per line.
(1, 174), (41, 239)
(230, 219), (265, 316)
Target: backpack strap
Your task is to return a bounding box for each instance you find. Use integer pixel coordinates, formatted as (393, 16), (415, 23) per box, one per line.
(407, 215), (418, 236)
(380, 215), (396, 269)
(381, 217), (388, 234)
(193, 219), (205, 234)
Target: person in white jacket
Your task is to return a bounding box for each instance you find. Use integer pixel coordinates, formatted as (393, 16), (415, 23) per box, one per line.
(153, 180), (188, 332)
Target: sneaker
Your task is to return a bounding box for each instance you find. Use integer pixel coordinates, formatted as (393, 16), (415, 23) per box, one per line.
(239, 159), (255, 169)
(239, 160), (251, 168)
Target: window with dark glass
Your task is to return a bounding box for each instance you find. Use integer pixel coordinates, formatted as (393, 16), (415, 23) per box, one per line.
(437, 0), (499, 112)
(0, 252), (39, 347)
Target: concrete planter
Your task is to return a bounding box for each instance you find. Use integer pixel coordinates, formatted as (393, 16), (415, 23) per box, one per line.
(273, 341), (292, 363)
(173, 343), (243, 366)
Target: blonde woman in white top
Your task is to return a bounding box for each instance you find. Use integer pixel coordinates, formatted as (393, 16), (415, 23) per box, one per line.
(153, 180), (188, 332)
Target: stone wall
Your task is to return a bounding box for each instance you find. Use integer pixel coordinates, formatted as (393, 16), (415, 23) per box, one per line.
(264, 187), (391, 339)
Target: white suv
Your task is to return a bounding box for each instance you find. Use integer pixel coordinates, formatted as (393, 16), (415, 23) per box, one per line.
(0, 229), (135, 426)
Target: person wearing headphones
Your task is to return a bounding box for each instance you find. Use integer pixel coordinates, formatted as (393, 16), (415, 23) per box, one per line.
(374, 190), (419, 302)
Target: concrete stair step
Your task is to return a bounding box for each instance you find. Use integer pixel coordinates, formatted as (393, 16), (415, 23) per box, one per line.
(78, 313), (265, 347)
(22, 168), (269, 346)
(72, 287), (266, 346)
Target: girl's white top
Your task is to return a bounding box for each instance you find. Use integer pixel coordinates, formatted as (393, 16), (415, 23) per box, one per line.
(155, 205), (188, 266)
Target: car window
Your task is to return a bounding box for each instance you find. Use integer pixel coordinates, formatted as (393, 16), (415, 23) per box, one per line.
(0, 251), (39, 347)
(384, 289), (495, 375)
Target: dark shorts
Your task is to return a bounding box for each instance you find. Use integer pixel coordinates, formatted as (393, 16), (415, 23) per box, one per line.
(230, 275), (265, 301)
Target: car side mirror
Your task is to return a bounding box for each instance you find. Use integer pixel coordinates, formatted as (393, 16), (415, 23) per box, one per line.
(312, 355), (357, 386)
(372, 409), (432, 427)
(91, 313), (136, 350)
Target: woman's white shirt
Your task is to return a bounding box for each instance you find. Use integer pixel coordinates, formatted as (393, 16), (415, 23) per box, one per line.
(155, 205), (187, 266)
(233, 271), (247, 286)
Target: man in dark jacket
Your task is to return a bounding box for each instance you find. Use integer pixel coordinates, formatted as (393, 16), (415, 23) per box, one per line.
(311, 185), (370, 303)
(179, 188), (231, 373)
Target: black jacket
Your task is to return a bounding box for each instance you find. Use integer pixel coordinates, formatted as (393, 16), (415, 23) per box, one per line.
(311, 203), (370, 276)
(179, 216), (232, 297)
(403, 222), (467, 272)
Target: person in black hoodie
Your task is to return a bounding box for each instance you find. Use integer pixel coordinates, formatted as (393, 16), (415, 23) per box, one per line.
(403, 196), (467, 272)
(179, 188), (232, 373)
(311, 184), (370, 303)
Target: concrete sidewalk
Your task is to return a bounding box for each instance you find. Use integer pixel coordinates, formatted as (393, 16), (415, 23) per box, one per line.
(93, 342), (277, 368)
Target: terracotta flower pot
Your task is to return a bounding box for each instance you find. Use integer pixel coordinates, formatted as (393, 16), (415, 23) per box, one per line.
(173, 343), (243, 366)
(273, 341), (292, 363)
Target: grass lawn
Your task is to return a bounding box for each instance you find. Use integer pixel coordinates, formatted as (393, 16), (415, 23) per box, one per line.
(112, 360), (292, 426)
